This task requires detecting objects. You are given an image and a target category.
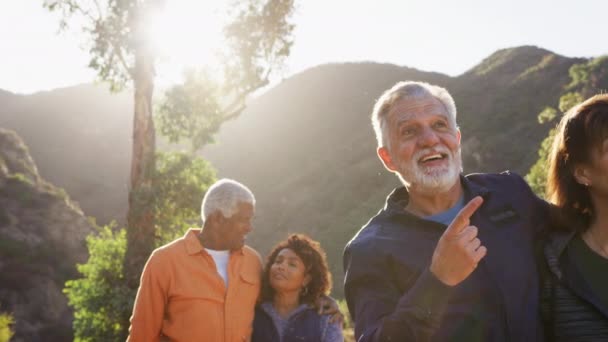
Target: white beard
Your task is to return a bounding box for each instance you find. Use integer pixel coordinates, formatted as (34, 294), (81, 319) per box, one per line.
(397, 146), (462, 194)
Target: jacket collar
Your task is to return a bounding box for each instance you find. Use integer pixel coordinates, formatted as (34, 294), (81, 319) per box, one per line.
(384, 174), (491, 215)
(544, 229), (608, 318)
(543, 230), (575, 281)
(546, 230), (577, 259)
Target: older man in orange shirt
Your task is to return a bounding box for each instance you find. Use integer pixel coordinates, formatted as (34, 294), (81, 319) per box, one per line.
(128, 178), (262, 342)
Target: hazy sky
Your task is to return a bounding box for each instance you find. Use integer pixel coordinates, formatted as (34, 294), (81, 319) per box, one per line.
(1, 0), (607, 94)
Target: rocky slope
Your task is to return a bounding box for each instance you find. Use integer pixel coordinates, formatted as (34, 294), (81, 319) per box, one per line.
(0, 128), (94, 341)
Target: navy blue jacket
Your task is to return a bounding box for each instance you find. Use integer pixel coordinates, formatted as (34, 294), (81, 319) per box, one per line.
(251, 304), (322, 342)
(343, 172), (548, 341)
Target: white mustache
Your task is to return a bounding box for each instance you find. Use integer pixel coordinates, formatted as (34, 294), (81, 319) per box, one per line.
(413, 146), (452, 162)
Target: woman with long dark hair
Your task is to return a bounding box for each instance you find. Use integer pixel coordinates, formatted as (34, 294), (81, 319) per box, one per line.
(542, 94), (608, 340)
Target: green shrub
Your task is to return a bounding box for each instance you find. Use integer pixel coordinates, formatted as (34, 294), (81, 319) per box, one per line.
(0, 309), (14, 342)
(525, 128), (557, 197)
(337, 298), (353, 331)
(153, 151), (216, 245)
(64, 152), (216, 340)
(64, 225), (134, 342)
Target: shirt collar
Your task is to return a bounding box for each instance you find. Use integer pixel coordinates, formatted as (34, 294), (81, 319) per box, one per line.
(184, 228), (204, 255)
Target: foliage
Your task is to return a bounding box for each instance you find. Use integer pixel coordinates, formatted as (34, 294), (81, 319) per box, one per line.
(526, 92), (580, 197)
(566, 56), (608, 95)
(0, 309), (14, 342)
(337, 299), (354, 342)
(537, 106), (557, 124)
(566, 56), (608, 92)
(61, 151), (215, 340)
(153, 151), (217, 245)
(223, 0), (294, 95)
(64, 225), (134, 342)
(558, 92), (583, 113)
(157, 0), (296, 153)
(519, 54), (556, 80)
(526, 55), (608, 196)
(336, 299), (353, 330)
(156, 70), (225, 151)
(525, 128), (557, 197)
(43, 0), (155, 91)
(7, 172), (34, 187)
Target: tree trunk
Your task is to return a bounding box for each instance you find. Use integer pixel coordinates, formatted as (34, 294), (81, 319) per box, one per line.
(124, 49), (156, 290)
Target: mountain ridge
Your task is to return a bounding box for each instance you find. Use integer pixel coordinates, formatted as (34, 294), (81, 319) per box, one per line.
(0, 45), (590, 298)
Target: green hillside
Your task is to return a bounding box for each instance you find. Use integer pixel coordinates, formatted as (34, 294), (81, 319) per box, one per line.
(0, 45), (592, 297)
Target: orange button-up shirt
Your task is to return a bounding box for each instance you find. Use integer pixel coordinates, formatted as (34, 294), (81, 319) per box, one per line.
(128, 228), (262, 342)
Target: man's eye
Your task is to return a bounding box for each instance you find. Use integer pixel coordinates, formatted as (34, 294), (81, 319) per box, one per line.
(433, 121), (448, 129)
(401, 127), (416, 136)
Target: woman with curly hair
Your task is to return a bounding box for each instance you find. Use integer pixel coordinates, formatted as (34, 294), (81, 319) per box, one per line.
(251, 234), (343, 342)
(542, 94), (608, 340)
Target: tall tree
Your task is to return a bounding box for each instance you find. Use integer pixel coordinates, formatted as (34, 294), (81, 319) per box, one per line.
(44, 0), (162, 288)
(44, 0), (295, 289)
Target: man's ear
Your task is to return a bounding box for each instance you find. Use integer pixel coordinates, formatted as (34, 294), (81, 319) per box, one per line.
(573, 164), (592, 186)
(456, 127), (461, 144)
(377, 146), (398, 172)
(208, 211), (225, 225)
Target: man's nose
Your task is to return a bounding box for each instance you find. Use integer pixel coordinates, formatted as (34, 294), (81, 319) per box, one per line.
(418, 126), (440, 147)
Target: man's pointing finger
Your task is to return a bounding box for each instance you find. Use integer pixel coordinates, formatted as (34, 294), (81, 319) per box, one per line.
(445, 196), (483, 236)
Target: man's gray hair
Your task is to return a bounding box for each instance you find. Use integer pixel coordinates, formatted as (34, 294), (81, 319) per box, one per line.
(371, 81), (457, 149)
(201, 178), (255, 222)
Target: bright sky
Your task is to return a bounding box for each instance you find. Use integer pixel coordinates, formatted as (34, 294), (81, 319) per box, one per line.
(1, 0), (607, 94)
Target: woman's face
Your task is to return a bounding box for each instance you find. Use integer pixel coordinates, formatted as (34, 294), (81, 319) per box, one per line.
(577, 139), (608, 197)
(269, 248), (311, 294)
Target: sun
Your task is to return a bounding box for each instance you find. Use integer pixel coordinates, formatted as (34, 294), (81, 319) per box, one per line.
(146, 1), (228, 87)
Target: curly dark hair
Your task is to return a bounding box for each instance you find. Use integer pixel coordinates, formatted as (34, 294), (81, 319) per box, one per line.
(260, 234), (332, 305)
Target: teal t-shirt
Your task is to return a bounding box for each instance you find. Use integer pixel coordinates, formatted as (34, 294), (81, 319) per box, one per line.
(425, 194), (465, 226)
(569, 234), (608, 310)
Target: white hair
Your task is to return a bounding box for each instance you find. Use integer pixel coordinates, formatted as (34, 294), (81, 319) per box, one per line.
(371, 81), (457, 150)
(201, 178), (255, 222)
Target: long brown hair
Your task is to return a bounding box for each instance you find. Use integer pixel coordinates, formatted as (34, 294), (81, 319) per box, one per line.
(546, 94), (608, 230)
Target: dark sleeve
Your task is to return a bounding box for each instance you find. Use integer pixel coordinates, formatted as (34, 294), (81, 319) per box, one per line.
(343, 239), (454, 341)
(510, 172), (556, 339)
(510, 172), (551, 235)
(538, 244), (555, 341)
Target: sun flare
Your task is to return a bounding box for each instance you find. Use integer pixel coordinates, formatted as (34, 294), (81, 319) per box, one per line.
(147, 1), (228, 87)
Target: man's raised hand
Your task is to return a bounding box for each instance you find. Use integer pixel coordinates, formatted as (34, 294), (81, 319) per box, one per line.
(430, 196), (487, 286)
